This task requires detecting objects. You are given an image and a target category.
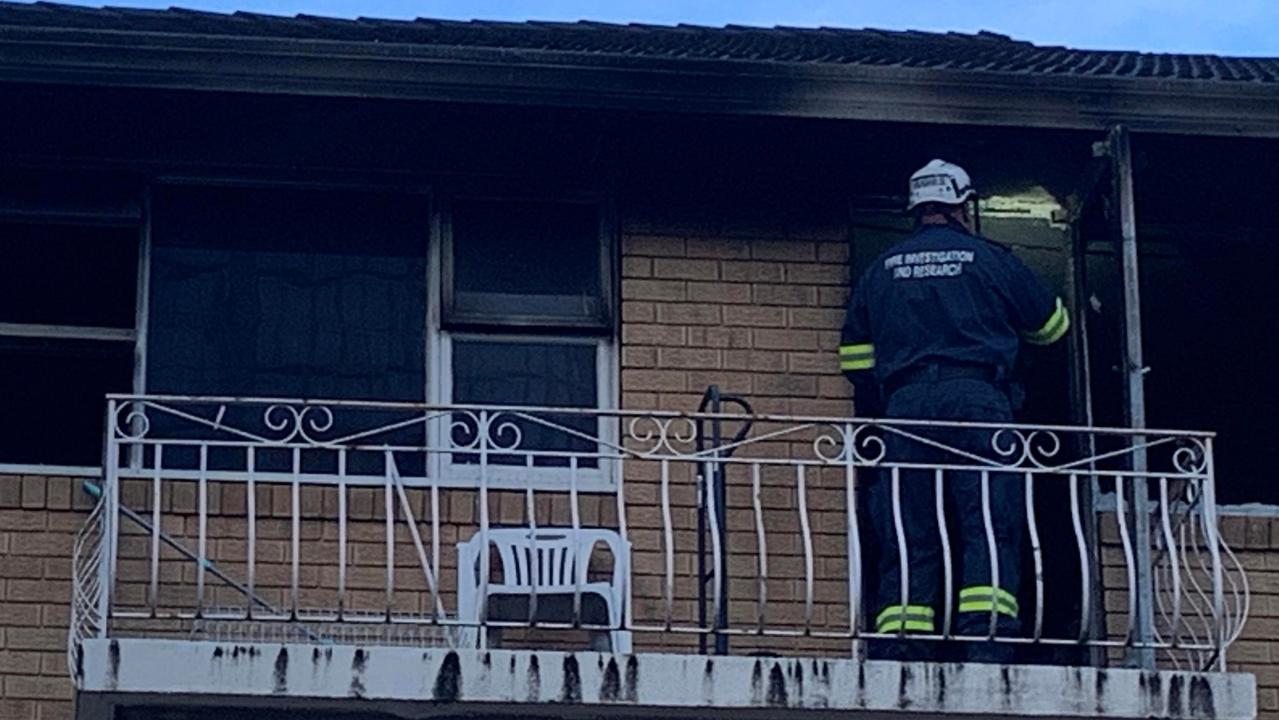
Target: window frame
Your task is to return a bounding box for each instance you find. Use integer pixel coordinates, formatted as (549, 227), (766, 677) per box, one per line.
(439, 193), (616, 333)
(431, 192), (619, 490)
(0, 196), (146, 473)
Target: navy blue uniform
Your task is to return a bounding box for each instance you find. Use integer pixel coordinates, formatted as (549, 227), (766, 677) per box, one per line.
(840, 223), (1068, 662)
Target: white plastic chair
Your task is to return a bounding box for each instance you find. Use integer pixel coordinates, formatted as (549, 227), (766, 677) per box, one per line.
(456, 528), (631, 653)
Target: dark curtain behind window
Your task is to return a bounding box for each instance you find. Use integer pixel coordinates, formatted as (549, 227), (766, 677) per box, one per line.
(148, 185), (428, 473)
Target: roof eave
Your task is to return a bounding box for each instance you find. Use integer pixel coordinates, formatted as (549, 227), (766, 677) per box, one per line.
(2, 25), (1277, 138)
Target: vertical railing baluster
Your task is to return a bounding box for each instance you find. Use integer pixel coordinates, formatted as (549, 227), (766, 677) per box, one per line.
(1026, 471), (1044, 642)
(337, 450), (347, 621)
(1115, 474), (1139, 646)
(196, 445), (208, 618)
(149, 445), (163, 616)
(385, 451), (396, 621)
(935, 468), (953, 639)
(704, 459), (724, 644)
(478, 411), (491, 644)
(615, 455), (631, 634)
(246, 447), (256, 620)
(890, 466), (908, 636)
(100, 399), (120, 638)
(752, 463), (768, 635)
(570, 456), (583, 628)
(1069, 473), (1091, 643)
(843, 423), (861, 648)
(797, 465), (814, 635)
(1201, 439), (1225, 669)
(1158, 476), (1182, 649)
(291, 447), (301, 619)
(661, 459), (676, 630)
(980, 470), (998, 638)
(525, 455), (538, 628)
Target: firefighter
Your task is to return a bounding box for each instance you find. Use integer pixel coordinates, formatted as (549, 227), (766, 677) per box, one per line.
(840, 159), (1069, 663)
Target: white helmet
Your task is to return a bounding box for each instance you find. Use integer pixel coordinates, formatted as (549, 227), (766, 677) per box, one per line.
(907, 159), (975, 210)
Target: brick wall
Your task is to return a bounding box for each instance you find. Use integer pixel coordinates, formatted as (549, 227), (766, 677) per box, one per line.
(1219, 514), (1279, 718)
(1, 474), (92, 720)
(617, 219), (856, 654)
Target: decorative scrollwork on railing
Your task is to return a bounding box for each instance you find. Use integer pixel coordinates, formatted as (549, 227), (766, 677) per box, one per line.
(812, 423), (848, 463)
(625, 415), (699, 456)
(848, 423), (888, 465)
(263, 404), (335, 444)
(112, 400), (152, 440)
(1173, 438), (1210, 476)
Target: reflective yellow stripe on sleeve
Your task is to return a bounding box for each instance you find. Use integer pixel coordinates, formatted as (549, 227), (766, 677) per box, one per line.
(957, 585), (1020, 618)
(874, 604), (935, 633)
(1024, 298), (1070, 345)
(839, 343), (875, 371)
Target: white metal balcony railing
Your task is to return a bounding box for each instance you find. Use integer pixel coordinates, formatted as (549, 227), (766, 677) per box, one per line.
(69, 393), (1249, 688)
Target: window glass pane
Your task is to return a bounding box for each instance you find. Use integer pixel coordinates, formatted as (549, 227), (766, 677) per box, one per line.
(0, 222), (138, 327)
(149, 186), (426, 402)
(147, 186), (428, 473)
(451, 339), (598, 466)
(0, 337), (133, 465)
(449, 199), (605, 327)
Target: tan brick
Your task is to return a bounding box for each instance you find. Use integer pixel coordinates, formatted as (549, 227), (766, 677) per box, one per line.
(9, 533), (69, 557)
(621, 256), (652, 278)
(622, 279), (686, 302)
(622, 301), (656, 323)
(655, 303), (721, 326)
(754, 284), (818, 306)
(785, 263), (848, 285)
(724, 350), (786, 372)
(621, 392), (659, 410)
(686, 281), (751, 304)
(721, 260), (784, 283)
(20, 477), (45, 509)
(685, 327), (747, 349)
(653, 258), (718, 281)
(3, 675), (72, 701)
(0, 479), (21, 508)
(789, 308), (845, 329)
(789, 351), (838, 374)
(44, 478), (72, 511)
(4, 627), (64, 651)
(0, 510), (45, 531)
(0, 700), (36, 720)
(0, 603), (41, 626)
(722, 305), (785, 328)
(685, 238), (751, 260)
(754, 328), (819, 351)
(657, 348), (721, 370)
(752, 240), (816, 262)
(623, 370), (689, 393)
(622, 323), (686, 347)
(623, 234), (685, 257)
(817, 286), (849, 307)
(38, 702), (73, 720)
(0, 650), (41, 674)
(622, 347), (657, 368)
(754, 375), (818, 397)
(0, 556), (42, 579)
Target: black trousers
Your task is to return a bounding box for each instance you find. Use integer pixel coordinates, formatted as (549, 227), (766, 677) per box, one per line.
(866, 377), (1025, 663)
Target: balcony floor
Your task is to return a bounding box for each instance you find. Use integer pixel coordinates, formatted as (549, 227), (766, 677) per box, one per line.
(74, 639), (1256, 719)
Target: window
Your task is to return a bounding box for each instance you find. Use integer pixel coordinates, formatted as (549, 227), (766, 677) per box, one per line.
(440, 197), (615, 482)
(147, 184), (430, 472)
(0, 220), (140, 465)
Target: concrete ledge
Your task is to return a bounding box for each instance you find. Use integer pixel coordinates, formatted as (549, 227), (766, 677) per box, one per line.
(76, 639), (1256, 719)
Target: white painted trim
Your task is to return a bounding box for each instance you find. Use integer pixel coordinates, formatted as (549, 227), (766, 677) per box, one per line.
(1216, 503), (1279, 519)
(75, 639), (1257, 719)
(0, 322), (135, 342)
(0, 463), (101, 478)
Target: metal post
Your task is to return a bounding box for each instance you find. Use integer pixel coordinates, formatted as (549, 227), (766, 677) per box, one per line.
(98, 399), (120, 639)
(1109, 125), (1155, 668)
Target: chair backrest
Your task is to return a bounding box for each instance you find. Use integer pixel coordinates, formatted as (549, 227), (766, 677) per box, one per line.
(462, 528), (626, 593)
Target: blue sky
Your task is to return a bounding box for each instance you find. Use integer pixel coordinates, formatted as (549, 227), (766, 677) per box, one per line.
(47, 0), (1279, 56)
